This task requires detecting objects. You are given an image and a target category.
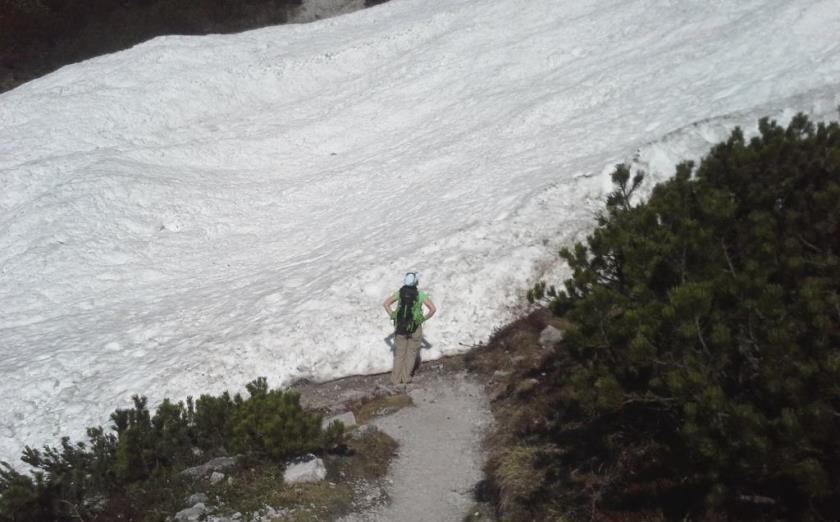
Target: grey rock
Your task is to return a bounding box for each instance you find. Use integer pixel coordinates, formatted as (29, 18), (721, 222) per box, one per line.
(539, 325), (565, 347)
(283, 453), (327, 483)
(210, 471), (225, 484)
(322, 410), (356, 429)
(340, 389), (370, 402)
(174, 503), (207, 522)
(515, 378), (540, 395)
(180, 456), (238, 478)
(205, 513), (241, 522)
(184, 492), (209, 507)
(83, 494), (108, 511)
(373, 384), (397, 397)
(349, 423), (379, 440)
(254, 505), (290, 521)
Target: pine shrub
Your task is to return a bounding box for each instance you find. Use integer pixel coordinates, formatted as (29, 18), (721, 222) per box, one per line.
(229, 377), (324, 460)
(0, 378), (339, 521)
(533, 114), (839, 519)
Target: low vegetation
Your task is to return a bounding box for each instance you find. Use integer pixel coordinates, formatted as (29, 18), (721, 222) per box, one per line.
(470, 114), (840, 520)
(0, 378), (344, 521)
(85, 426), (396, 522)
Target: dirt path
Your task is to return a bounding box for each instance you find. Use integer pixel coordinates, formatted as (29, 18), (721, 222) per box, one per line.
(294, 358), (493, 522)
(345, 372), (491, 521)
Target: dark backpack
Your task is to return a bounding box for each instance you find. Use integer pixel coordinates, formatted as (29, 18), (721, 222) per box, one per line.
(394, 285), (419, 335)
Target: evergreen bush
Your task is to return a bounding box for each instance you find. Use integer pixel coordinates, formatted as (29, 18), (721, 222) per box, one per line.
(229, 377), (325, 460)
(531, 114), (839, 519)
(0, 378), (339, 521)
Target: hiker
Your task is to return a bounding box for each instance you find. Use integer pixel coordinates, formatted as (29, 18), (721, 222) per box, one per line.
(383, 272), (436, 387)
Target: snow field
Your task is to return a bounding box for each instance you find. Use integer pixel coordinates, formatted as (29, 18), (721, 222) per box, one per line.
(1, 0), (839, 464)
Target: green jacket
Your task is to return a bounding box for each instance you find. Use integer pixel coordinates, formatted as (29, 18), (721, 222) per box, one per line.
(392, 290), (428, 326)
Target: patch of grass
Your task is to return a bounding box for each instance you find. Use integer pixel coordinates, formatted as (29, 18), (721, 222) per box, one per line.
(465, 310), (576, 520)
(338, 429), (398, 484)
(205, 430), (397, 521)
(464, 309), (552, 381)
(493, 447), (545, 514)
(352, 393), (414, 424)
(210, 463), (353, 521)
(92, 425), (397, 521)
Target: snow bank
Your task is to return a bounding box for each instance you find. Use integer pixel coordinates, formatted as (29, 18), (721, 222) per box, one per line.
(1, 0), (839, 464)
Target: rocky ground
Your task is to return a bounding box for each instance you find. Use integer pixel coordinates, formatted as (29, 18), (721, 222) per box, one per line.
(169, 355), (496, 521)
(293, 356), (495, 521)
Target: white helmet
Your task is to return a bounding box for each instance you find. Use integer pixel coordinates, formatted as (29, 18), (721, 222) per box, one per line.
(403, 272), (420, 286)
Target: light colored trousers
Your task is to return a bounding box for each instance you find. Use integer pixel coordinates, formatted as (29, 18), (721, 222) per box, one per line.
(392, 325), (422, 385)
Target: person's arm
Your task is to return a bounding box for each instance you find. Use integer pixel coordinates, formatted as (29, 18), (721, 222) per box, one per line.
(383, 294), (397, 317)
(423, 297), (437, 321)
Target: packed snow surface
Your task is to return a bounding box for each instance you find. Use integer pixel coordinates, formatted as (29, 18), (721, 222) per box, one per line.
(1, 0), (840, 463)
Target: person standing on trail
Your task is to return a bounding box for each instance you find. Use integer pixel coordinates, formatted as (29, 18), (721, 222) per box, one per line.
(383, 272), (436, 387)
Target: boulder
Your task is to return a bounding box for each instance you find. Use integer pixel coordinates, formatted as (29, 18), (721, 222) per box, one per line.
(184, 492), (209, 507)
(174, 503), (207, 522)
(283, 454), (327, 484)
(539, 325), (565, 348)
(349, 423), (379, 440)
(210, 471), (225, 484)
(322, 411), (356, 429)
(257, 505), (290, 520)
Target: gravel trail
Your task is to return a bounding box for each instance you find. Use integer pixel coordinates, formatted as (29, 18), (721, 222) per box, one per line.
(341, 371), (492, 522)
